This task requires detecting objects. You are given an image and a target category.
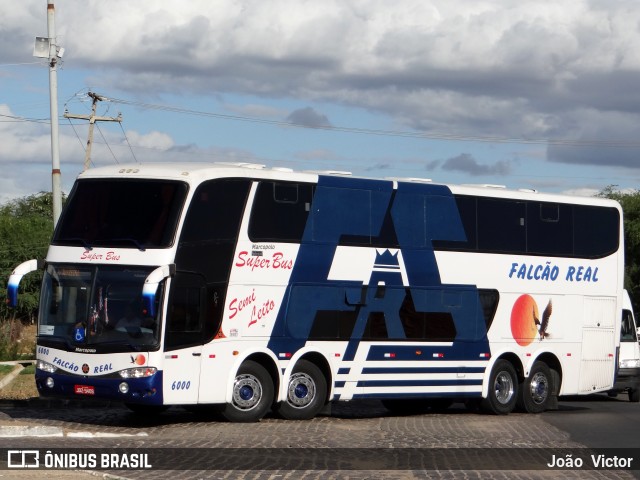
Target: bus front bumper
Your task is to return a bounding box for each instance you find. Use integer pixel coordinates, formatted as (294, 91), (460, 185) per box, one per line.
(35, 368), (164, 405)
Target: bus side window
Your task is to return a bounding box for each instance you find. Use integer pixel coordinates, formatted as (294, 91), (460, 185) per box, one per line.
(249, 181), (314, 243)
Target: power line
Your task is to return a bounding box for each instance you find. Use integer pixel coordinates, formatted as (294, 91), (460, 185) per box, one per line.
(0, 61), (43, 68)
(103, 95), (640, 149)
(6, 94), (640, 149)
(118, 121), (138, 163)
(66, 117), (86, 150)
(0, 113), (50, 124)
(95, 123), (119, 166)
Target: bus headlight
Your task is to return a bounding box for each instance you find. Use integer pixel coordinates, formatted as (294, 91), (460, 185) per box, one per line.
(119, 367), (157, 379)
(37, 360), (57, 373)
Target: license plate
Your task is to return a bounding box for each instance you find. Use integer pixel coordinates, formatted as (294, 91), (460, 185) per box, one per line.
(74, 385), (95, 395)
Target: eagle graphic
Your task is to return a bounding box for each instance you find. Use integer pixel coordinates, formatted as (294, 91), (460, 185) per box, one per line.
(534, 299), (553, 340)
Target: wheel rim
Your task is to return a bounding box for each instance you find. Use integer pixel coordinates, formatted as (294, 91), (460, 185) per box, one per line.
(287, 372), (316, 408)
(494, 371), (515, 405)
(232, 373), (262, 411)
(529, 372), (549, 405)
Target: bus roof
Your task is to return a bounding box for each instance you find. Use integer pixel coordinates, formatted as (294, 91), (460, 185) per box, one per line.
(76, 162), (620, 210)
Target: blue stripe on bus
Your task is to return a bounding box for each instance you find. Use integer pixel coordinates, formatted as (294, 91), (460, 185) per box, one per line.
(361, 367), (485, 375)
(337, 368), (351, 375)
(357, 379), (482, 387)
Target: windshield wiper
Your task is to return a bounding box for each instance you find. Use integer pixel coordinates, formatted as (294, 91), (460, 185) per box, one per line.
(106, 238), (146, 252)
(62, 237), (93, 250)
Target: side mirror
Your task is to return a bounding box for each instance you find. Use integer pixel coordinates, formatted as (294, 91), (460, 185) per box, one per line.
(142, 264), (175, 317)
(7, 259), (43, 307)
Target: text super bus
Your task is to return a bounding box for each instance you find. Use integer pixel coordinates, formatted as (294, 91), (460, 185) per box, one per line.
(8, 162), (624, 422)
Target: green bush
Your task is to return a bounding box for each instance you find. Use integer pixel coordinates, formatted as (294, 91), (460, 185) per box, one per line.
(0, 319), (23, 361)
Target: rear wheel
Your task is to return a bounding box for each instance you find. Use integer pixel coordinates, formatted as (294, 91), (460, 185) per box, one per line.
(221, 360), (274, 423)
(482, 359), (518, 415)
(517, 361), (552, 413)
(630, 388), (640, 403)
(275, 360), (327, 420)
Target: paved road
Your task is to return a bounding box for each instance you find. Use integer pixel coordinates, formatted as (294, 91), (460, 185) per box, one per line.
(0, 397), (637, 479)
(544, 394), (640, 449)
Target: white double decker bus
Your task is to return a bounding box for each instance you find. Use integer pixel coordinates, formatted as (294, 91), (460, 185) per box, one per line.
(8, 163), (624, 422)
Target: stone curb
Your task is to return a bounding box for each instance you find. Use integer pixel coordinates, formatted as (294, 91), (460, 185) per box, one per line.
(0, 363), (25, 389)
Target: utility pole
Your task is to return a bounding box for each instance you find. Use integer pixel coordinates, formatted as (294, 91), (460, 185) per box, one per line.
(64, 92), (122, 171)
(47, 0), (63, 226)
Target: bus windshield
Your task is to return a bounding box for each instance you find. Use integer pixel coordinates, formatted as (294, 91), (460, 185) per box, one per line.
(53, 179), (188, 249)
(38, 264), (163, 352)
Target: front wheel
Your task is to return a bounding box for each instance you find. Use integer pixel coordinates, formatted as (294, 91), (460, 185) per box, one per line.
(221, 360), (274, 423)
(517, 361), (552, 413)
(630, 388), (640, 403)
(275, 360), (327, 420)
(482, 359), (518, 415)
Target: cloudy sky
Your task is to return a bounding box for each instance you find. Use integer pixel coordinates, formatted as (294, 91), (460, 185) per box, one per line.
(1, 0), (639, 204)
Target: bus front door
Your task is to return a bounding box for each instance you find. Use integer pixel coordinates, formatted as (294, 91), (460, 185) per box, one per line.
(161, 273), (206, 404)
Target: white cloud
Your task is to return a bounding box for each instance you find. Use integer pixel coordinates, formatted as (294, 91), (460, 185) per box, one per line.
(123, 130), (174, 150)
(560, 187), (602, 198)
(3, 1), (633, 136)
(2, 0), (640, 199)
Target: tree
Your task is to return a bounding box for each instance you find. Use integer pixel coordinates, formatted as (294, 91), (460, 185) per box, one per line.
(0, 192), (57, 323)
(598, 186), (640, 312)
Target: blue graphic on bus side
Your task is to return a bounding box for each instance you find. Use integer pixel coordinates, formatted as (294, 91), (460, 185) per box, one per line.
(266, 176), (491, 362)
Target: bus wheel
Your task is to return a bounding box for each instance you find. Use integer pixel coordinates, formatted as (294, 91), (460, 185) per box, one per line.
(276, 360), (327, 420)
(517, 361), (552, 413)
(482, 359), (518, 415)
(222, 360), (274, 423)
(630, 388), (640, 403)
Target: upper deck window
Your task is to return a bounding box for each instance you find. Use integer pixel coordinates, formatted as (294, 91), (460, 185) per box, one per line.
(249, 181), (314, 243)
(433, 195), (620, 259)
(54, 179), (188, 249)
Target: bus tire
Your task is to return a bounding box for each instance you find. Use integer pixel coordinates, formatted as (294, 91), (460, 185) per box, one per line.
(517, 361), (552, 413)
(222, 360), (274, 423)
(275, 360), (327, 420)
(629, 388), (640, 403)
(482, 359), (518, 415)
